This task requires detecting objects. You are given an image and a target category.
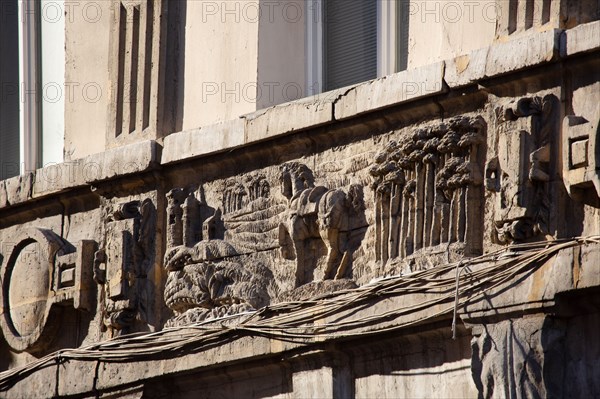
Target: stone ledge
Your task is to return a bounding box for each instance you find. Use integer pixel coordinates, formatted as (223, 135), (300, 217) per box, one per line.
(446, 29), (561, 88)
(561, 20), (600, 57)
(162, 119), (245, 165)
(164, 27), (590, 166)
(334, 62), (446, 120)
(0, 140), (160, 208)
(161, 91), (341, 166)
(243, 90), (342, 143)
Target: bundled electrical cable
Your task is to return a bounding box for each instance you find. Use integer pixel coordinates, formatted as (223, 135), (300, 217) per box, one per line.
(1, 235), (598, 391)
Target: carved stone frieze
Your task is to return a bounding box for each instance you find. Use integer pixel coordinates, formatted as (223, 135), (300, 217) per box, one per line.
(370, 116), (486, 264)
(94, 199), (156, 333)
(163, 240), (272, 327)
(489, 95), (557, 244)
(0, 228), (96, 352)
(163, 182), (275, 327)
(278, 162), (366, 288)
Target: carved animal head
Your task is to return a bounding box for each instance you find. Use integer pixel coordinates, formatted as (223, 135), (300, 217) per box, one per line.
(163, 240), (272, 326)
(164, 259), (272, 316)
(280, 162), (314, 199)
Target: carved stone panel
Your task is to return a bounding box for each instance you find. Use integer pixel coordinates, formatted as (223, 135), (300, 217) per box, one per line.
(561, 83), (600, 207)
(161, 163), (368, 326)
(278, 162), (366, 287)
(370, 116), (486, 264)
(0, 228), (95, 352)
(488, 95), (557, 244)
(94, 199), (156, 333)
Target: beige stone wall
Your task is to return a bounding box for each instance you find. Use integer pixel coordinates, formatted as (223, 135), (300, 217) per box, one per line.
(181, 0), (260, 130)
(2, 5), (599, 398)
(257, 0), (306, 110)
(64, 0), (112, 160)
(406, 0), (496, 69)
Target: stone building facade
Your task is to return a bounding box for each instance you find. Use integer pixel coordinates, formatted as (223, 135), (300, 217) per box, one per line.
(0, 1), (599, 397)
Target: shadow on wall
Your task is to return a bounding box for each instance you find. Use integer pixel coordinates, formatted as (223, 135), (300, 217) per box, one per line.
(552, 287), (600, 398)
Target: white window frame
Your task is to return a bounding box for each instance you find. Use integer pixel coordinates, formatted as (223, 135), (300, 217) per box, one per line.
(306, 0), (401, 96)
(18, 0), (41, 173)
(13, 0), (65, 174)
(377, 0), (398, 77)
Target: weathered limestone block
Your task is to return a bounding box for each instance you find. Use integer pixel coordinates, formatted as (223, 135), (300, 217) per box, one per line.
(446, 30), (560, 88)
(244, 92), (338, 143)
(562, 80), (600, 205)
(3, 173), (34, 207)
(162, 119), (245, 164)
(334, 62), (445, 120)
(562, 20), (600, 56)
(0, 180), (7, 208)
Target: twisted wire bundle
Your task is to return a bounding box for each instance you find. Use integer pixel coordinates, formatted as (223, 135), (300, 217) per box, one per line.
(1, 235), (598, 391)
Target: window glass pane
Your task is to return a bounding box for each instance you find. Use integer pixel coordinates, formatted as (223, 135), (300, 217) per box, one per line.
(397, 0), (410, 72)
(0, 0), (21, 180)
(324, 0), (377, 91)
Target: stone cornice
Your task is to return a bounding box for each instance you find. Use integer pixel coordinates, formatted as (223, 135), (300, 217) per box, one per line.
(0, 21), (598, 215)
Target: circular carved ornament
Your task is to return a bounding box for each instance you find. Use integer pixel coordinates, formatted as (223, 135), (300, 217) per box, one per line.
(0, 228), (68, 353)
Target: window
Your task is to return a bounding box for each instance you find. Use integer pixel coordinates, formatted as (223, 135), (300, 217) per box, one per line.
(307, 0), (409, 95)
(0, 0), (20, 180)
(0, 0), (65, 180)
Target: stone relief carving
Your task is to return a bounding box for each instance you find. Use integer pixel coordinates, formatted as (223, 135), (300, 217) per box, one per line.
(561, 83), (600, 207)
(0, 228), (95, 352)
(161, 166), (368, 326)
(94, 199), (156, 334)
(489, 95), (557, 244)
(370, 116), (486, 265)
(164, 241), (271, 327)
(221, 173), (283, 253)
(470, 318), (565, 399)
(278, 162), (366, 288)
(163, 184), (273, 327)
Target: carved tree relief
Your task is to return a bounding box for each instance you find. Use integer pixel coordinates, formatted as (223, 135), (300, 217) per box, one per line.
(370, 116), (486, 264)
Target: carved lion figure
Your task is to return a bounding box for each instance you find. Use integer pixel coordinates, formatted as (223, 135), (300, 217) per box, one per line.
(164, 240), (272, 327)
